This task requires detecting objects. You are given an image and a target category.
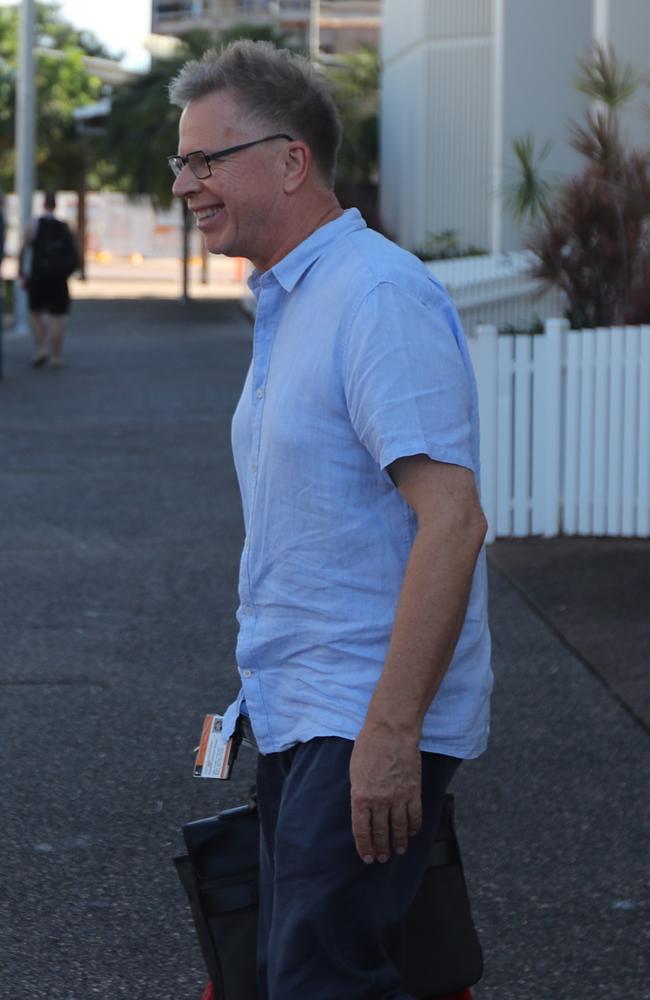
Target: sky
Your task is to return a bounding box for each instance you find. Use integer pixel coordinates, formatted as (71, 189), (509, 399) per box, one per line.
(54, 0), (152, 69)
(2, 0), (153, 70)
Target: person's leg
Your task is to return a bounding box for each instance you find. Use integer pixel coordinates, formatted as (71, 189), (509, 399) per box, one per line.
(29, 310), (49, 365)
(47, 279), (70, 367)
(256, 746), (298, 1000)
(256, 737), (460, 1000)
(49, 313), (66, 366)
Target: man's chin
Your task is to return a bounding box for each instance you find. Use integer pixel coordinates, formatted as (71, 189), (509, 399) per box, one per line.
(202, 234), (235, 258)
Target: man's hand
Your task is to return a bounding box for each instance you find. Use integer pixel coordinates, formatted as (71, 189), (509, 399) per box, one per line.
(349, 722), (422, 864)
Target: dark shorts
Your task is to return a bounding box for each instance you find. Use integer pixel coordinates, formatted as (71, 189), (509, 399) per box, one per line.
(27, 273), (70, 315)
(256, 736), (461, 1000)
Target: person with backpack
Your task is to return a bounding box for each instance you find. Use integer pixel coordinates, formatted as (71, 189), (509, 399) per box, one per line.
(19, 190), (79, 369)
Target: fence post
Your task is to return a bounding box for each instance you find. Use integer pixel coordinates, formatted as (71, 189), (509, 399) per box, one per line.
(541, 318), (566, 536)
(477, 324), (498, 543)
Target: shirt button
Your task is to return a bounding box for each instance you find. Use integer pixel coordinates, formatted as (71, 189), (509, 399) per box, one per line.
(251, 462), (257, 473)
(243, 669), (253, 678)
(255, 387), (264, 399)
(244, 605), (253, 616)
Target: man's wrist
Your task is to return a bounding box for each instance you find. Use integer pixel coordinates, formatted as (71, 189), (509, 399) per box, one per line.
(362, 700), (423, 743)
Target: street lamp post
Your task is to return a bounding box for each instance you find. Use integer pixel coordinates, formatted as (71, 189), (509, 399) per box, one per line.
(14, 0), (37, 336)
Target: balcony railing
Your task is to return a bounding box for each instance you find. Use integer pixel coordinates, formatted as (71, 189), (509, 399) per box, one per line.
(152, 0), (380, 28)
(276, 0), (380, 13)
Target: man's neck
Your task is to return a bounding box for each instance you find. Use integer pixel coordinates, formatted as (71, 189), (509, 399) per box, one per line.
(254, 193), (344, 273)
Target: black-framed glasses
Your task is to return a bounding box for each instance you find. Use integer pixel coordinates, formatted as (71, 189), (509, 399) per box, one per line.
(167, 133), (294, 179)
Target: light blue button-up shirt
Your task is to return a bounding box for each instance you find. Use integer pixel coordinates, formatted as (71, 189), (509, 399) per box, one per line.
(221, 209), (492, 758)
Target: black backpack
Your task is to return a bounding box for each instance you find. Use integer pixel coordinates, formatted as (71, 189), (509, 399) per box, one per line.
(32, 216), (79, 278)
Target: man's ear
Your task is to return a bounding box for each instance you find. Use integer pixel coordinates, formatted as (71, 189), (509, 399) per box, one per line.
(282, 141), (311, 194)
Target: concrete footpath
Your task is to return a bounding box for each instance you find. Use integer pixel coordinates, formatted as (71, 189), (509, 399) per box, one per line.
(1, 298), (648, 1000)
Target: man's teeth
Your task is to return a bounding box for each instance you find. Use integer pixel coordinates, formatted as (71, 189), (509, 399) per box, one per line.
(195, 207), (222, 221)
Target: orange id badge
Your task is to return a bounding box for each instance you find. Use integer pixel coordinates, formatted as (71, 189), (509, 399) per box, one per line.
(193, 714), (238, 780)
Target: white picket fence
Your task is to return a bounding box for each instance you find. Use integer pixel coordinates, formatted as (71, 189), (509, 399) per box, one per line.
(475, 319), (650, 542)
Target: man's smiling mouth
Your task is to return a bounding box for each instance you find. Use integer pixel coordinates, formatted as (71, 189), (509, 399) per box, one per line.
(194, 206), (223, 222)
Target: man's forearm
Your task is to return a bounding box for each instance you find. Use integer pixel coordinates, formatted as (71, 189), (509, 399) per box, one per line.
(364, 511), (486, 739)
(349, 458), (487, 862)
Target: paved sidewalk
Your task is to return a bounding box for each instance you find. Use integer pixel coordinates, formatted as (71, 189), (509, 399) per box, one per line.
(490, 537), (650, 731)
(1, 299), (648, 1000)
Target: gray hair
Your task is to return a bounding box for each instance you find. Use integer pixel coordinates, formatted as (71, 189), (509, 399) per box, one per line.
(169, 40), (342, 187)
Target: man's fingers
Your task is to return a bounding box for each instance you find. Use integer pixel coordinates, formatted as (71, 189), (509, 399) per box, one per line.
(370, 803), (390, 862)
(390, 803), (409, 855)
(351, 803), (374, 864)
(352, 801), (394, 863)
(406, 796), (423, 838)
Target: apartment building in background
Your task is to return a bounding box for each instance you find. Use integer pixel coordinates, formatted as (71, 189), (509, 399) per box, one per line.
(380, 0), (650, 254)
(151, 0), (381, 54)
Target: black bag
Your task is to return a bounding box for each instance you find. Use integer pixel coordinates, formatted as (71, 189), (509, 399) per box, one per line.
(32, 217), (79, 278)
(174, 792), (483, 999)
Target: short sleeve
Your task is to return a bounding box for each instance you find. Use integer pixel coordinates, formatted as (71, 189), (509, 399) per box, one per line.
(342, 280), (476, 472)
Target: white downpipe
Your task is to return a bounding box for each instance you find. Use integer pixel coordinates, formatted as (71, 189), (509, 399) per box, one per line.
(489, 0), (505, 254)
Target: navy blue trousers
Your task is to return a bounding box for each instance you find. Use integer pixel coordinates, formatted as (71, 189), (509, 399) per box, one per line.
(256, 737), (461, 1000)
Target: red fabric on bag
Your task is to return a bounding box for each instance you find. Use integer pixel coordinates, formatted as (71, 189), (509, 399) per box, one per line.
(200, 984), (472, 1000)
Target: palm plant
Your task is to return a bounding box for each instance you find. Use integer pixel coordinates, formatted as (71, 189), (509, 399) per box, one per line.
(511, 43), (650, 327)
(505, 133), (554, 226)
(574, 42), (639, 109)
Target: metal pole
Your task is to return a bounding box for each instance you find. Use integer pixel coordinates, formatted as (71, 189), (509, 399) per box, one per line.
(15, 0), (36, 336)
(181, 200), (190, 302)
(309, 0), (320, 62)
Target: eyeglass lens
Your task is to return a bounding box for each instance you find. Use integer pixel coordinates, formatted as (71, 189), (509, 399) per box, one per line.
(169, 152), (210, 179)
(186, 151), (210, 179)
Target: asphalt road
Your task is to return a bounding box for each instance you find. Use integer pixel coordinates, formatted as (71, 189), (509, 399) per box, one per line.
(1, 298), (648, 1000)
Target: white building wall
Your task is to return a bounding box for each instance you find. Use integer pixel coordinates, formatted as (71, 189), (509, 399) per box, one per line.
(422, 28), (493, 250)
(381, 0), (494, 251)
(381, 0), (649, 255)
(498, 0), (592, 251)
(381, 48), (427, 243)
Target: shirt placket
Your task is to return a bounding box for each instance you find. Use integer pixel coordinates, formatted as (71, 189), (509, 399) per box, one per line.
(237, 275), (283, 746)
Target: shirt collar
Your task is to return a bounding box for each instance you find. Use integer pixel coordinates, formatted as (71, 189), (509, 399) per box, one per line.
(248, 208), (366, 295)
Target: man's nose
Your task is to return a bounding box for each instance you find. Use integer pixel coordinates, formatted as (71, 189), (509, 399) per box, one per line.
(172, 165), (200, 199)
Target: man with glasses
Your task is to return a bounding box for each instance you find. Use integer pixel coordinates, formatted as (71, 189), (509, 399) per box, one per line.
(169, 40), (491, 1000)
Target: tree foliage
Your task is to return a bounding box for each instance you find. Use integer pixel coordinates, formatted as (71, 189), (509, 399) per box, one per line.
(327, 45), (379, 185)
(0, 2), (114, 193)
(101, 49), (197, 208)
(511, 43), (650, 327)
